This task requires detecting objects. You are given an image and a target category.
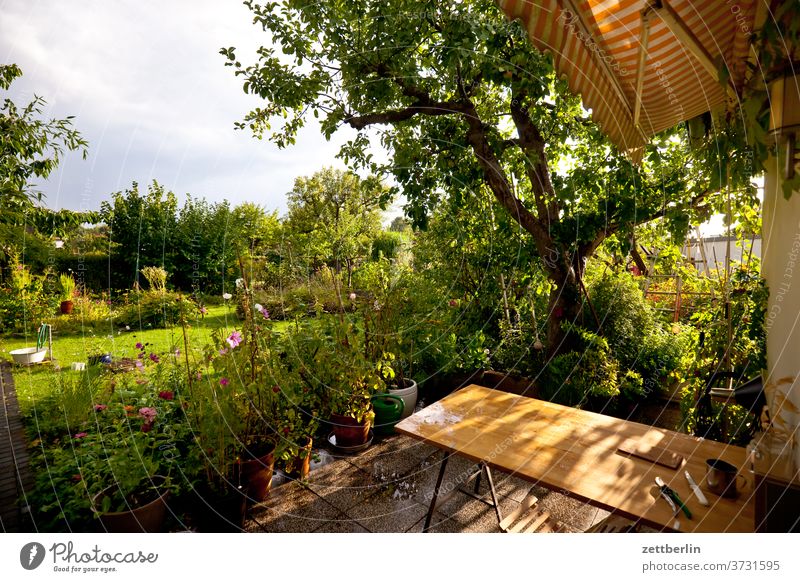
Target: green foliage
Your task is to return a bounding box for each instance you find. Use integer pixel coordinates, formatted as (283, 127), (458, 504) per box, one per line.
(689, 266), (767, 380)
(489, 319), (545, 378)
(115, 290), (185, 329)
(1, 64), (87, 217)
(140, 266), (168, 293)
(586, 271), (687, 394)
(100, 181), (178, 291)
(281, 314), (390, 423)
(225, 0), (735, 360)
(0, 257), (59, 333)
(24, 359), (195, 530)
(284, 167), (386, 282)
(58, 273), (76, 302)
(370, 231), (405, 261)
(540, 327), (620, 407)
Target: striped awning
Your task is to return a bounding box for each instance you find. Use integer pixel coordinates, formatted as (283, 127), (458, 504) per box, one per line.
(497, 0), (758, 159)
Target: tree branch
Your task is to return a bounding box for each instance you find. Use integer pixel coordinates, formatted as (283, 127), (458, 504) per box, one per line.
(509, 91), (559, 229)
(344, 100), (468, 130)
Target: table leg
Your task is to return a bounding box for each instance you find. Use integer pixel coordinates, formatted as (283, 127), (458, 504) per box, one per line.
(422, 452), (450, 532)
(482, 463), (504, 525)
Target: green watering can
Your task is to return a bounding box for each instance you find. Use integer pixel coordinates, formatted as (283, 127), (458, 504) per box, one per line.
(371, 394), (404, 436)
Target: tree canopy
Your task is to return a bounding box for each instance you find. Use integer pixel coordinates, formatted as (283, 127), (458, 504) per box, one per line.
(285, 167), (386, 283)
(224, 0), (747, 354)
(1, 64), (87, 219)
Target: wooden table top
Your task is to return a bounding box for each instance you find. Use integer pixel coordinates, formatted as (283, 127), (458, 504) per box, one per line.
(396, 385), (754, 533)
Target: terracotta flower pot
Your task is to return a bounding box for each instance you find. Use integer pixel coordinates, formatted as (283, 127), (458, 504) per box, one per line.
(188, 482), (248, 532)
(92, 479), (169, 533)
(240, 441), (276, 501)
(60, 300), (74, 315)
(285, 437), (313, 480)
(330, 413), (371, 447)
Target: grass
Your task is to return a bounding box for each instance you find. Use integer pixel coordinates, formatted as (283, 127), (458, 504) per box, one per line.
(1, 305), (292, 414)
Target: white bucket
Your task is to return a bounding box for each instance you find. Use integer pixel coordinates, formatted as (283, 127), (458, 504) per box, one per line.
(389, 379), (418, 419)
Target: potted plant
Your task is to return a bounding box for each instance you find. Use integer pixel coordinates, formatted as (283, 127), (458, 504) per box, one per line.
(264, 355), (320, 480)
(286, 314), (389, 448)
(79, 398), (184, 532)
(59, 273), (76, 314)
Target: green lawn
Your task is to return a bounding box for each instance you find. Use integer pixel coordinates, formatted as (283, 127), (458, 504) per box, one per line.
(1, 305), (291, 414)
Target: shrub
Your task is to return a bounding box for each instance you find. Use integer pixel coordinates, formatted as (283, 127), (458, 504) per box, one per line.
(0, 261), (59, 334)
(587, 272), (688, 394)
(540, 327), (619, 407)
(115, 290), (184, 329)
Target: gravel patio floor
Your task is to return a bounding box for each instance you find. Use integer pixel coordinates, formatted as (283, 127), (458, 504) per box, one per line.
(245, 433), (613, 533)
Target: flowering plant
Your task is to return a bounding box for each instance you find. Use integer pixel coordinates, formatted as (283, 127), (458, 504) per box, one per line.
(282, 314), (390, 425)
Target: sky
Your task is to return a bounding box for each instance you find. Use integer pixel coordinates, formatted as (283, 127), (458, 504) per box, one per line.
(0, 0), (360, 215)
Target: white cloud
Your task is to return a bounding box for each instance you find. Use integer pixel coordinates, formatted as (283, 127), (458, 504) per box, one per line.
(0, 0), (363, 213)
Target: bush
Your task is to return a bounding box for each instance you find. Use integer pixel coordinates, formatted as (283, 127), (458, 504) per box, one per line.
(0, 261), (59, 334)
(115, 290), (184, 329)
(489, 319), (546, 378)
(540, 327), (619, 407)
(587, 272), (688, 394)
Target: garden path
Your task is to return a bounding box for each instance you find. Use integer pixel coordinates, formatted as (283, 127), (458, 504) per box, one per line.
(0, 362), (34, 532)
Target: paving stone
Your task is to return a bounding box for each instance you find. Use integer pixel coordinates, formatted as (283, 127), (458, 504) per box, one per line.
(246, 482), (340, 533)
(305, 459), (382, 512)
(407, 492), (522, 533)
(346, 433), (438, 473)
(345, 489), (430, 533)
(535, 489), (605, 532)
(312, 512), (370, 533)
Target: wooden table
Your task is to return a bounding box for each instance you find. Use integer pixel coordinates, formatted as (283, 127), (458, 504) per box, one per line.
(396, 385), (755, 533)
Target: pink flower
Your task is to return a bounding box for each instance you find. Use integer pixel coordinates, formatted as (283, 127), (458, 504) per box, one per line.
(218, 347), (228, 356)
(174, 348), (181, 357)
(149, 353), (160, 363)
(135, 360), (145, 372)
(195, 371), (202, 380)
(138, 407), (157, 423)
(254, 303), (270, 319)
(93, 404), (107, 412)
(135, 342), (144, 350)
(448, 299), (458, 307)
(199, 306), (208, 315)
(226, 331), (243, 349)
(158, 391), (174, 401)
(219, 377), (230, 387)
(73, 432), (88, 439)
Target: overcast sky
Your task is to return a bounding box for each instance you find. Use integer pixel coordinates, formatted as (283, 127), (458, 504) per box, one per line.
(1, 0), (361, 215)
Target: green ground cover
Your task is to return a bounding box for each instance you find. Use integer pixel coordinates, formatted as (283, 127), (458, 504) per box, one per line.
(1, 305), (291, 413)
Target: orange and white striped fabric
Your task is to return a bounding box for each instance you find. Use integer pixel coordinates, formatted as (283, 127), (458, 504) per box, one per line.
(497, 0), (757, 159)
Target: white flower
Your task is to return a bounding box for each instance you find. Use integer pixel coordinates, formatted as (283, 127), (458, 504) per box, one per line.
(235, 278), (244, 289)
(349, 292), (357, 301)
(254, 303), (263, 312)
(125, 325), (130, 331)
(222, 293), (232, 300)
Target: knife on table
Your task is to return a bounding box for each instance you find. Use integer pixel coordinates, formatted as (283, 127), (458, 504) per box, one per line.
(655, 476), (692, 519)
(684, 471), (709, 507)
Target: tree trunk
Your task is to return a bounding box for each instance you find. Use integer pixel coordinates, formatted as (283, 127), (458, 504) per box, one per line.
(545, 269), (582, 358)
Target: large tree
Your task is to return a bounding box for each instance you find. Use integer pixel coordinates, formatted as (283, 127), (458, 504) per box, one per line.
(285, 167), (385, 285)
(224, 0), (749, 355)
